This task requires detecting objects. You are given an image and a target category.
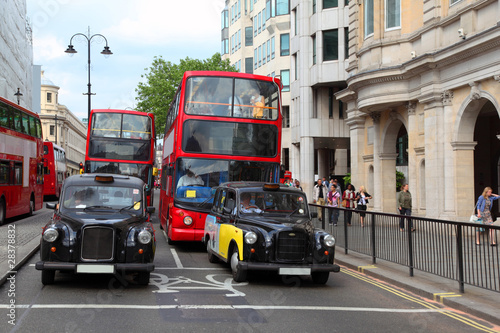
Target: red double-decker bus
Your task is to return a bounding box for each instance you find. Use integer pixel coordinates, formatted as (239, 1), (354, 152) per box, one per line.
(159, 71), (282, 243)
(84, 109), (156, 205)
(0, 96), (44, 225)
(43, 141), (67, 199)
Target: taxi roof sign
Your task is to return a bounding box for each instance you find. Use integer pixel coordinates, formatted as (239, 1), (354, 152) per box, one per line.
(95, 175), (114, 183)
(263, 183), (280, 191)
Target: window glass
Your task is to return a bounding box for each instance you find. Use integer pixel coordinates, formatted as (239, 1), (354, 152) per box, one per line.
(61, 185), (143, 211)
(312, 35), (317, 64)
(21, 113), (29, 135)
(91, 113), (122, 138)
(29, 116), (37, 136)
(0, 162), (8, 184)
(174, 158), (278, 209)
(88, 139), (151, 161)
(276, 0), (289, 15)
(0, 106), (9, 128)
(122, 114), (151, 140)
(323, 29), (339, 61)
(385, 0), (400, 29)
(182, 120), (278, 157)
(12, 110), (21, 132)
(364, 0), (374, 37)
(36, 119), (42, 138)
(14, 163), (22, 185)
(245, 27), (253, 46)
(323, 0), (338, 9)
(239, 191), (309, 219)
(280, 70), (290, 92)
(280, 33), (290, 56)
(184, 77), (233, 116)
(245, 57), (253, 74)
(43, 145), (49, 155)
(86, 161), (150, 184)
(271, 37), (275, 58)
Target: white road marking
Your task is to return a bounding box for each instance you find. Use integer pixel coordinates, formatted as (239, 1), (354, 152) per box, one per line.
(29, 264), (226, 270)
(170, 248), (184, 269)
(0, 304), (446, 313)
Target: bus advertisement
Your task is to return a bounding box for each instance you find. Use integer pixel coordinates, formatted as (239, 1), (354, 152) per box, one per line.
(43, 141), (67, 199)
(84, 109), (157, 205)
(0, 96), (44, 225)
(159, 71), (282, 243)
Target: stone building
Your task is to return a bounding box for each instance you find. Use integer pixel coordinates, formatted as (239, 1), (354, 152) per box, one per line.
(40, 72), (87, 176)
(336, 0), (500, 220)
(0, 0), (33, 108)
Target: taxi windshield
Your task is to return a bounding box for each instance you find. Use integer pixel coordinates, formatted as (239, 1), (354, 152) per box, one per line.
(239, 191), (308, 218)
(62, 185), (143, 211)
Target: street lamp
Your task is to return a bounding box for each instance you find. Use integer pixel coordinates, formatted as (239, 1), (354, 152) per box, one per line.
(65, 27), (113, 122)
(14, 88), (23, 105)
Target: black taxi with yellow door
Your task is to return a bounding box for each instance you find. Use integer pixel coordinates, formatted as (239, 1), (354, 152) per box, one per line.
(204, 182), (340, 284)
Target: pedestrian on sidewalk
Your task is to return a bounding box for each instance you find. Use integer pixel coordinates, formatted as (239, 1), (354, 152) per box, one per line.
(327, 184), (340, 225)
(398, 184), (413, 232)
(476, 187), (500, 246)
(356, 186), (372, 227)
(343, 184), (356, 225)
(313, 178), (328, 221)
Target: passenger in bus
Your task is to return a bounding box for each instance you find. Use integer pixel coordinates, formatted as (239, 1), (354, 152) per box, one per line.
(250, 89), (265, 119)
(177, 169), (204, 189)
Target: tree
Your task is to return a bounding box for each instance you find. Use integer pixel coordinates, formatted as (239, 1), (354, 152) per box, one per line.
(135, 53), (237, 138)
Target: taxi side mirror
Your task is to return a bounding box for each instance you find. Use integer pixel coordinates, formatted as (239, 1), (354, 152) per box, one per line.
(147, 206), (155, 214)
(46, 203), (57, 210)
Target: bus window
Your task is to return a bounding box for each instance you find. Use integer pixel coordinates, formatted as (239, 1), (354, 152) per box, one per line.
(0, 106), (9, 127)
(12, 110), (21, 132)
(122, 114), (151, 140)
(14, 162), (22, 185)
(36, 118), (42, 138)
(21, 113), (30, 135)
(0, 162), (8, 184)
(91, 113), (121, 138)
(184, 77), (233, 116)
(29, 116), (37, 137)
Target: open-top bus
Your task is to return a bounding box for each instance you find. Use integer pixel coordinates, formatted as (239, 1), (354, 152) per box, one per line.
(159, 71), (282, 243)
(43, 141), (67, 199)
(84, 109), (156, 205)
(0, 96), (44, 224)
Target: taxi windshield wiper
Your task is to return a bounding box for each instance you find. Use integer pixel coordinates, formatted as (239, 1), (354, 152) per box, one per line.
(119, 201), (141, 213)
(286, 207), (300, 218)
(83, 205), (114, 211)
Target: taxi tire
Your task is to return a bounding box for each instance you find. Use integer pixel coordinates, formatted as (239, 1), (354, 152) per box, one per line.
(137, 272), (150, 285)
(311, 271), (329, 284)
(42, 270), (55, 285)
(230, 246), (247, 283)
(207, 241), (219, 263)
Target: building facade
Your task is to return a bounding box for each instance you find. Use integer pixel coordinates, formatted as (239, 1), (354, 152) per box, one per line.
(337, 0), (500, 220)
(40, 72), (87, 176)
(221, 0), (292, 175)
(0, 0), (33, 109)
(290, 0), (351, 197)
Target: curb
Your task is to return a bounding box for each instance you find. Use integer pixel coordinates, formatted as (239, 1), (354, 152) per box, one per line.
(335, 256), (500, 326)
(0, 240), (40, 287)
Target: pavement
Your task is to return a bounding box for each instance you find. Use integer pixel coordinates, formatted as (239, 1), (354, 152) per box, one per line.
(1, 209), (499, 327)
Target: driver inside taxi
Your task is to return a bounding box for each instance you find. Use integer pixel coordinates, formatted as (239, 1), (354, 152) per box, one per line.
(240, 192), (262, 214)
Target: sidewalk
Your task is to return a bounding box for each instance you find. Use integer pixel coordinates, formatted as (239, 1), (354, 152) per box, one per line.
(334, 248), (500, 326)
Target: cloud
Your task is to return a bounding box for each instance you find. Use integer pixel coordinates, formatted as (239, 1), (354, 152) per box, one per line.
(103, 0), (225, 45)
(32, 35), (67, 62)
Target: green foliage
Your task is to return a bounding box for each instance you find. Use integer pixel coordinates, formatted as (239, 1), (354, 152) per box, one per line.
(135, 53), (237, 138)
(396, 171), (405, 192)
(343, 173), (351, 186)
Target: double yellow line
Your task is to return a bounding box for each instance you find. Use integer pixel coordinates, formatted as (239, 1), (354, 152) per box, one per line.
(341, 267), (499, 332)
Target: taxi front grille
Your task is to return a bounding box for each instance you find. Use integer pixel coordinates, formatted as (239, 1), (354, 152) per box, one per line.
(81, 227), (114, 261)
(276, 231), (307, 262)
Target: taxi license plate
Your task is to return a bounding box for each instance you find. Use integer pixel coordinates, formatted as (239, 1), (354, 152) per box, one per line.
(279, 268), (311, 275)
(76, 264), (115, 274)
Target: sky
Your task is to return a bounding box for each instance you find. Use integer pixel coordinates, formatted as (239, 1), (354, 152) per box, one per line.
(27, 0), (225, 120)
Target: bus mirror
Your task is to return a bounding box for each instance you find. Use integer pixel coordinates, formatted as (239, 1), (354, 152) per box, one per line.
(153, 167), (158, 176)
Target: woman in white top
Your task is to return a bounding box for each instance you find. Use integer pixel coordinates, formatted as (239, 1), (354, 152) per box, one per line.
(356, 186), (372, 227)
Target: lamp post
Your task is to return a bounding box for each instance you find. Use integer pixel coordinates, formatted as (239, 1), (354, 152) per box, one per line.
(65, 27), (113, 122)
(14, 88), (22, 105)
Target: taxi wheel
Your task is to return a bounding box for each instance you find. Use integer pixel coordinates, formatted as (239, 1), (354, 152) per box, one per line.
(207, 241), (219, 263)
(230, 246), (247, 283)
(41, 270), (55, 285)
(136, 272), (150, 286)
(311, 272), (329, 285)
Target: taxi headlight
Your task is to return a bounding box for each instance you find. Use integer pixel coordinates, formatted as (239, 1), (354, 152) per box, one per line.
(183, 216), (193, 226)
(323, 234), (335, 247)
(138, 230), (152, 245)
(244, 231), (258, 245)
(43, 228), (59, 242)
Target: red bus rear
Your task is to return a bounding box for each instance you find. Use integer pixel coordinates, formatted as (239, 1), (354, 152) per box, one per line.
(0, 96), (44, 224)
(43, 142), (67, 198)
(159, 71), (282, 243)
(84, 109), (156, 206)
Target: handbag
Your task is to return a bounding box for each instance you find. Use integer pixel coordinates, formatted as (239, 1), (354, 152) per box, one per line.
(342, 199), (347, 208)
(470, 201), (485, 232)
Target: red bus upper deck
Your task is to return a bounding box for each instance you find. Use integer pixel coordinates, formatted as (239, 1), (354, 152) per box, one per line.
(159, 71), (282, 242)
(43, 141), (67, 199)
(0, 96), (44, 224)
(84, 109), (156, 205)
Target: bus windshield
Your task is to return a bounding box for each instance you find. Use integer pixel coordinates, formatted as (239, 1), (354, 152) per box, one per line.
(182, 120), (277, 157)
(88, 139), (151, 161)
(91, 113), (152, 140)
(174, 158), (278, 209)
(184, 76), (280, 120)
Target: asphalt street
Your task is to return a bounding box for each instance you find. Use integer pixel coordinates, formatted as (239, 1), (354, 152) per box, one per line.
(0, 193), (499, 333)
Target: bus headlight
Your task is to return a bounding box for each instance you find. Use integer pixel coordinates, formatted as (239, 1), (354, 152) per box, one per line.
(244, 231), (258, 245)
(183, 216), (193, 226)
(43, 228), (59, 242)
(138, 230), (152, 244)
(323, 234), (335, 248)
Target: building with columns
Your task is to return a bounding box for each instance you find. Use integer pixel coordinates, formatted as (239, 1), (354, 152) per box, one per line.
(337, 0), (500, 220)
(0, 0), (33, 108)
(40, 72), (87, 176)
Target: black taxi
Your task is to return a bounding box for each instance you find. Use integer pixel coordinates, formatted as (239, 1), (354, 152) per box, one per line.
(203, 182), (340, 284)
(36, 174), (156, 285)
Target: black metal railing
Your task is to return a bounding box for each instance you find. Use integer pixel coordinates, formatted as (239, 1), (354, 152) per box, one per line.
(309, 204), (500, 293)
